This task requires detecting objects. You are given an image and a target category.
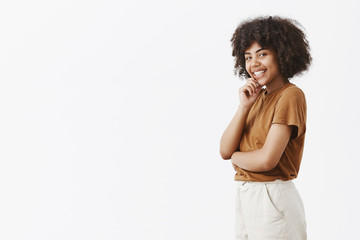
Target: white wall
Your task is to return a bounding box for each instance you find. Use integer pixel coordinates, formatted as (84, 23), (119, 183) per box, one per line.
(0, 0), (359, 239)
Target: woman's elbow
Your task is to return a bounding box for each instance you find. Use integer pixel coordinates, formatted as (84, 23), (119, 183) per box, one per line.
(261, 155), (280, 171)
(219, 150), (232, 160)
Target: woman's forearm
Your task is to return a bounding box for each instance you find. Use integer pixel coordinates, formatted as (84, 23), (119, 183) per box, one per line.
(231, 124), (293, 172)
(231, 150), (268, 172)
(219, 106), (251, 159)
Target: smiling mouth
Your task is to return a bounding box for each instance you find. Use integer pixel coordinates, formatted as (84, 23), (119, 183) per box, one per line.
(252, 70), (266, 79)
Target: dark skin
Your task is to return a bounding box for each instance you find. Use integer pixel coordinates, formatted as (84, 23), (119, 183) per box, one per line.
(220, 42), (292, 172)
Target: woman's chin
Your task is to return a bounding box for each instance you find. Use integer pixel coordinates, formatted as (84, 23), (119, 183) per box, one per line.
(256, 78), (267, 86)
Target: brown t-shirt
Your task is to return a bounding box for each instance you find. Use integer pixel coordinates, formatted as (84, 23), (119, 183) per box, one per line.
(234, 83), (307, 182)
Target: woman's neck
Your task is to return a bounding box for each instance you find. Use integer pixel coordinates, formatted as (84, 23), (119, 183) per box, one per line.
(265, 77), (289, 94)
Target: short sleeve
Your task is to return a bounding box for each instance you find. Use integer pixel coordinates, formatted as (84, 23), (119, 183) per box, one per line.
(272, 87), (307, 139)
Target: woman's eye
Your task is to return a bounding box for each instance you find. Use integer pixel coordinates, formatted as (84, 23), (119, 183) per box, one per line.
(245, 56), (251, 60)
(259, 53), (267, 57)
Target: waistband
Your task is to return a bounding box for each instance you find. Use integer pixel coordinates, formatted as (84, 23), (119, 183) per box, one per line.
(235, 179), (294, 186)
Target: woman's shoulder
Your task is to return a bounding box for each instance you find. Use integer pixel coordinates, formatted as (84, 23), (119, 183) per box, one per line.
(281, 83), (306, 99)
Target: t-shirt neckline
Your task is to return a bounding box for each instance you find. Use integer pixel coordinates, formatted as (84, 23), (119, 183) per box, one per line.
(264, 82), (293, 96)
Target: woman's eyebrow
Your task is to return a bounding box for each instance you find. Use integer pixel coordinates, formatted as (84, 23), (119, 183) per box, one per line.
(244, 48), (267, 55)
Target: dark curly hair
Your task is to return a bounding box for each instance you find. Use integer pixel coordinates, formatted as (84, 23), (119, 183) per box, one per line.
(230, 16), (312, 79)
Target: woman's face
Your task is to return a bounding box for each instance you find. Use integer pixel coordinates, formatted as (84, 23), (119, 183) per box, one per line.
(244, 42), (284, 87)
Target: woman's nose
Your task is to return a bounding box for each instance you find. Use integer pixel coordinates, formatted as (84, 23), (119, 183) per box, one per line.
(250, 58), (260, 68)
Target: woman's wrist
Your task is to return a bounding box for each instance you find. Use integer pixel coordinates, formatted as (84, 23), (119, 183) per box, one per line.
(237, 104), (252, 112)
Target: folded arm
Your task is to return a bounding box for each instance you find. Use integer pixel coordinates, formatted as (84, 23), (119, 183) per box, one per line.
(219, 106), (251, 159)
(231, 124), (292, 172)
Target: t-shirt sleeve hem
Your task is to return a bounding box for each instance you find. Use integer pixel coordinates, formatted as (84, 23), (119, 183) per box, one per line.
(271, 120), (305, 139)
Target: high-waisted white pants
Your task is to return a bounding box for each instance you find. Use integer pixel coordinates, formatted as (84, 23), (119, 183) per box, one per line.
(234, 180), (306, 240)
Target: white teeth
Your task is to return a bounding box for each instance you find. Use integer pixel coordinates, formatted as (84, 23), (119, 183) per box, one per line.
(254, 70), (265, 75)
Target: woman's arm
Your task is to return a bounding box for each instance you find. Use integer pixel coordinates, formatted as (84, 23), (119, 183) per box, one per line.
(220, 79), (261, 160)
(219, 106), (250, 159)
(231, 124), (292, 172)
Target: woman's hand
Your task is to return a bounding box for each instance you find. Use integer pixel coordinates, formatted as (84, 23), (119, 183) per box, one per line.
(238, 78), (262, 109)
(232, 163), (238, 171)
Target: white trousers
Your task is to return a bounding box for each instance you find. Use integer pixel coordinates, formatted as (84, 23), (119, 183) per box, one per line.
(234, 180), (306, 240)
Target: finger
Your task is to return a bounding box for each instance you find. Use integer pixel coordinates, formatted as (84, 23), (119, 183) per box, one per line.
(249, 78), (260, 89)
(250, 80), (260, 93)
(248, 80), (258, 92)
(240, 80), (253, 91)
(239, 85), (248, 93)
(246, 85), (255, 95)
(246, 84), (255, 95)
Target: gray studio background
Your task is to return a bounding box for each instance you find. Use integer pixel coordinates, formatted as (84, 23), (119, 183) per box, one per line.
(0, 0), (359, 239)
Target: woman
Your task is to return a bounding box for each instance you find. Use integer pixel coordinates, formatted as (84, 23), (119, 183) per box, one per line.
(220, 16), (312, 240)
